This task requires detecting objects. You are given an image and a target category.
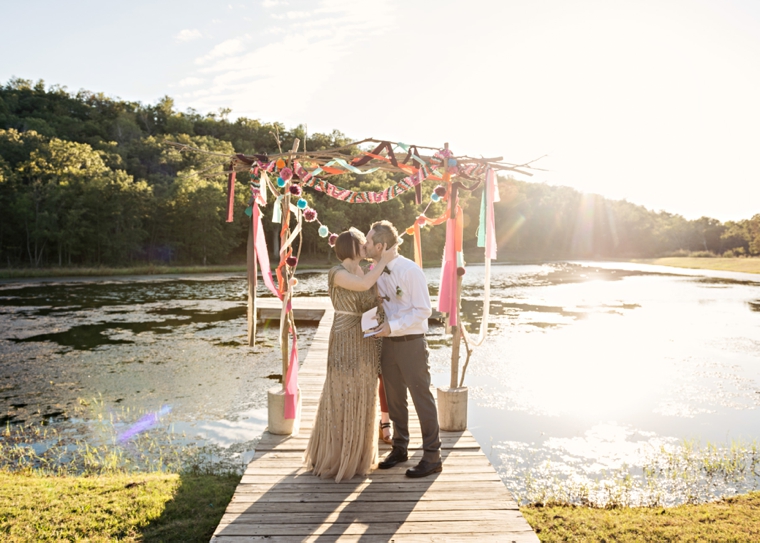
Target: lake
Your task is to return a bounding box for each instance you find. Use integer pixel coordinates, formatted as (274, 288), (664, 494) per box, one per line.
(1, 262), (759, 504)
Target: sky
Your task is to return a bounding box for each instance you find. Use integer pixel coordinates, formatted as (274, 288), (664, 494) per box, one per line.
(2, 0), (759, 221)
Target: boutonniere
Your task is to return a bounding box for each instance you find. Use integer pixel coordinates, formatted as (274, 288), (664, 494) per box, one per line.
(396, 286), (403, 298)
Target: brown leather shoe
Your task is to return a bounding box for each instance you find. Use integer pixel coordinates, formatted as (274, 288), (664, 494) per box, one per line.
(405, 459), (442, 478)
(378, 446), (408, 469)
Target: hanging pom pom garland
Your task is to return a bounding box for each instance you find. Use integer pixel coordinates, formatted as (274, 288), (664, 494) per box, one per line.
(280, 167), (293, 182)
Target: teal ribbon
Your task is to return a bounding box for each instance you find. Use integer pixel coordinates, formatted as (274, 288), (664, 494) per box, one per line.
(272, 195), (283, 223)
(477, 187), (486, 247)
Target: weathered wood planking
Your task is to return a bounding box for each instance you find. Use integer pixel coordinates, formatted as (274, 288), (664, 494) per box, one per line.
(213, 298), (538, 542)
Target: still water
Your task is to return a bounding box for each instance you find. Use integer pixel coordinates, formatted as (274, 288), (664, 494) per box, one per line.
(1, 262), (759, 503)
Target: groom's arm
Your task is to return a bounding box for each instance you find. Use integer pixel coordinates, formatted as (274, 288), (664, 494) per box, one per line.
(387, 266), (431, 335)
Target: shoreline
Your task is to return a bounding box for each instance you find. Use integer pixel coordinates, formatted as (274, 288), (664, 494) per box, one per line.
(1, 257), (758, 281)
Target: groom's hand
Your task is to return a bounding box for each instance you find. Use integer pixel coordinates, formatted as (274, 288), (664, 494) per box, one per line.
(374, 321), (392, 337)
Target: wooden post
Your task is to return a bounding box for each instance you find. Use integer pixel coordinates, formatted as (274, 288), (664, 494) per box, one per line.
(280, 194), (290, 388)
(280, 138), (300, 388)
(450, 274), (463, 388)
(268, 138), (301, 435)
(445, 142), (463, 389)
(438, 141), (468, 432)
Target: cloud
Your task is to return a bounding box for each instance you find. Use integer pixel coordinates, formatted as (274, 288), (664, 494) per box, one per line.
(195, 37), (248, 65)
(177, 77), (205, 87)
(261, 0), (288, 7)
(174, 29), (202, 42)
(178, 1), (394, 121)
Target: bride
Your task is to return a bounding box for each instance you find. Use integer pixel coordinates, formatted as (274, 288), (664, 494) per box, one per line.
(305, 228), (396, 482)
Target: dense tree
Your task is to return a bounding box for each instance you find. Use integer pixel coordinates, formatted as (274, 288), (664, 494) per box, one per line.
(0, 79), (757, 268)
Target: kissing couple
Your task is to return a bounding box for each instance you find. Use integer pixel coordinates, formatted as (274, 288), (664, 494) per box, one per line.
(304, 220), (442, 482)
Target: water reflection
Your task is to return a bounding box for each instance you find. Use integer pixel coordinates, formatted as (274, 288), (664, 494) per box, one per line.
(1, 262), (759, 504)
(425, 262), (760, 504)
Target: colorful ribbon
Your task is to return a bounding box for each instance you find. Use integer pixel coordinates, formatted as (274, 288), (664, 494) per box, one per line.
(253, 204), (280, 299)
(284, 323), (299, 419)
(226, 164), (236, 223)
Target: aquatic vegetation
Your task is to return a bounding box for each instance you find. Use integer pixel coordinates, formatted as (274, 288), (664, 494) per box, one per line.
(507, 439), (760, 508)
(0, 398), (253, 476)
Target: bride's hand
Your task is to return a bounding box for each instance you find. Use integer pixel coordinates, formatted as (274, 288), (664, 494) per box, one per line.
(378, 243), (398, 266)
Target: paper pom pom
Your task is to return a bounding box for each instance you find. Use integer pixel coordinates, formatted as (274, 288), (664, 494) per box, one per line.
(276, 159), (286, 169)
(448, 158), (457, 167)
(289, 184), (302, 196)
(297, 198), (308, 209)
(416, 216), (427, 226)
(318, 225), (329, 237)
(457, 266), (466, 276)
(304, 208), (318, 222)
(434, 186), (447, 197)
(439, 148), (453, 158)
(289, 277), (298, 287)
(277, 177), (286, 188)
(280, 167), (293, 181)
(328, 233), (338, 247)
(431, 193), (440, 202)
(286, 256), (298, 267)
(405, 226), (415, 235)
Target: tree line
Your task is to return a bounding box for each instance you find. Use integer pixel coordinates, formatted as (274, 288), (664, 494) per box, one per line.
(0, 78), (758, 268)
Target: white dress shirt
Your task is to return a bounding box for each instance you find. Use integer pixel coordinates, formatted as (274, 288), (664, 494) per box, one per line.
(376, 255), (432, 336)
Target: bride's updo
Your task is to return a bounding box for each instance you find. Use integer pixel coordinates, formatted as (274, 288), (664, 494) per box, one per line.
(334, 227), (366, 260)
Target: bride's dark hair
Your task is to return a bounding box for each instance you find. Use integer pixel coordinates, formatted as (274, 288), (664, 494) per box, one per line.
(334, 228), (366, 260)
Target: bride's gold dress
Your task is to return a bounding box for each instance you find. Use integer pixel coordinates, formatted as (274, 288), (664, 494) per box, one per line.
(304, 265), (380, 482)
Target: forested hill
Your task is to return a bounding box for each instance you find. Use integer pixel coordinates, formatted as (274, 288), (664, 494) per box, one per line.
(0, 78), (757, 268)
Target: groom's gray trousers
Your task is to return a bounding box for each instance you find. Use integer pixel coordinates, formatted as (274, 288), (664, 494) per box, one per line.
(380, 335), (441, 463)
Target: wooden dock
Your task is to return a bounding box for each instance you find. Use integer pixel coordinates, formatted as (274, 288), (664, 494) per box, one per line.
(213, 297), (539, 542)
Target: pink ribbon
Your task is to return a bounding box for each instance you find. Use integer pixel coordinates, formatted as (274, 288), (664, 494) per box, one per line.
(253, 204), (281, 299)
(226, 166), (236, 223)
(284, 323), (298, 419)
(437, 218), (458, 327)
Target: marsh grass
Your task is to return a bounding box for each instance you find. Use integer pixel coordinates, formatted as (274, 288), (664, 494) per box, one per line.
(513, 439), (760, 509)
(0, 397), (252, 477)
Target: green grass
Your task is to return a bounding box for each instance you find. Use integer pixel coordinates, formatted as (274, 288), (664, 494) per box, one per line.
(521, 491), (760, 542)
(2, 471), (759, 542)
(634, 257), (760, 274)
(0, 470), (239, 542)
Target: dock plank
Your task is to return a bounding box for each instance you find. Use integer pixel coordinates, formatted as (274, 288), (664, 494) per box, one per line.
(212, 297), (538, 542)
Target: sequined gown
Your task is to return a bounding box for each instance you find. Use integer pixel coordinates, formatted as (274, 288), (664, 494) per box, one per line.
(304, 265), (380, 482)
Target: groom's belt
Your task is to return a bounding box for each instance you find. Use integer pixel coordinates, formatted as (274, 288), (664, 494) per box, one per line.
(387, 334), (425, 342)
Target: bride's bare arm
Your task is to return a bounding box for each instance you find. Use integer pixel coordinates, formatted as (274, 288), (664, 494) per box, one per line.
(333, 244), (397, 291)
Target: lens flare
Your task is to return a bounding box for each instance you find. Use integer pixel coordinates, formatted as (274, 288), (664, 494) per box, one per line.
(117, 405), (172, 443)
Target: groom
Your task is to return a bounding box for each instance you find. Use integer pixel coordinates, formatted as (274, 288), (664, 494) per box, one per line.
(365, 220), (442, 478)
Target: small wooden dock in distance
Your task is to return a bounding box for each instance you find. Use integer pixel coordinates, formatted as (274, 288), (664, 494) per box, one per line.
(213, 297), (539, 542)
